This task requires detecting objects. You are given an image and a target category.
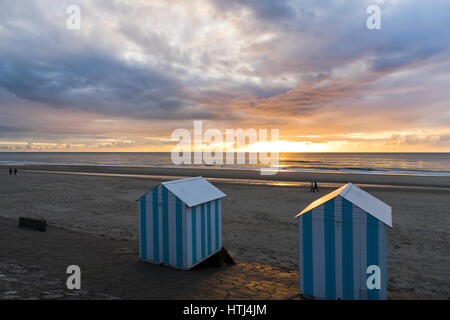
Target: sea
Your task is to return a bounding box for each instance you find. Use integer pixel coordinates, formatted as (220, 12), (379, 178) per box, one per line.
(0, 152), (449, 177)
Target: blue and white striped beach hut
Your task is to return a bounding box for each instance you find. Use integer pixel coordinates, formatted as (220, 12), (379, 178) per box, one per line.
(295, 183), (392, 300)
(138, 176), (226, 270)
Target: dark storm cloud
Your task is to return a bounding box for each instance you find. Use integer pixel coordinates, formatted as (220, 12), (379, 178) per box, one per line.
(0, 38), (217, 120)
(217, 0), (450, 78)
(321, 0), (450, 74)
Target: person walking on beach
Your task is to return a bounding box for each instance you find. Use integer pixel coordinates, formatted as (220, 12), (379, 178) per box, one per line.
(9, 168), (12, 176)
(310, 181), (320, 192)
(313, 181), (319, 192)
(14, 168), (17, 176)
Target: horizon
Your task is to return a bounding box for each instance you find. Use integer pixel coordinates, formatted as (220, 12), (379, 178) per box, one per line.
(1, 151), (450, 154)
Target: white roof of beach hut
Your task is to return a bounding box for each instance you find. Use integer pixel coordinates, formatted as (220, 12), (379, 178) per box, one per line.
(295, 183), (392, 227)
(161, 176), (226, 207)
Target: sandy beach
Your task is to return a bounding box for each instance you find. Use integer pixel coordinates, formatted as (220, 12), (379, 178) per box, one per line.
(0, 217), (299, 300)
(0, 165), (449, 299)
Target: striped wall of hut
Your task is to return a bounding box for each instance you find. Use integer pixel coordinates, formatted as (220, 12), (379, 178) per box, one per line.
(139, 184), (222, 270)
(298, 195), (387, 300)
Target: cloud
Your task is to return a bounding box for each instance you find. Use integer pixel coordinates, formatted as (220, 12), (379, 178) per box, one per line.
(0, 0), (449, 150)
(386, 133), (449, 146)
(211, 0), (296, 22)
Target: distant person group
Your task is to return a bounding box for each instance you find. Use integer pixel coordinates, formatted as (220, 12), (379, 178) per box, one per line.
(310, 181), (320, 192)
(8, 168), (18, 176)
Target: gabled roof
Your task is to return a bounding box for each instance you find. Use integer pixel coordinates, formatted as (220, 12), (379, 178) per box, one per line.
(295, 183), (392, 227)
(161, 176), (226, 208)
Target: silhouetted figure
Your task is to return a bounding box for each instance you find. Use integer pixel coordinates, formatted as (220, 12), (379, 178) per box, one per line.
(313, 181), (319, 192)
(9, 168), (12, 176)
(14, 168), (17, 176)
(310, 182), (315, 192)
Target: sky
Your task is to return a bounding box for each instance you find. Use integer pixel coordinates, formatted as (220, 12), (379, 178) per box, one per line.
(0, 0), (449, 152)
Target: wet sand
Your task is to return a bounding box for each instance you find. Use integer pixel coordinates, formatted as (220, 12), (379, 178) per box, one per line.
(0, 165), (449, 299)
(3, 164), (450, 188)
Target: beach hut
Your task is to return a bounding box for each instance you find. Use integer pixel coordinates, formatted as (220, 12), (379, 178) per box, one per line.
(295, 183), (392, 300)
(138, 176), (226, 270)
